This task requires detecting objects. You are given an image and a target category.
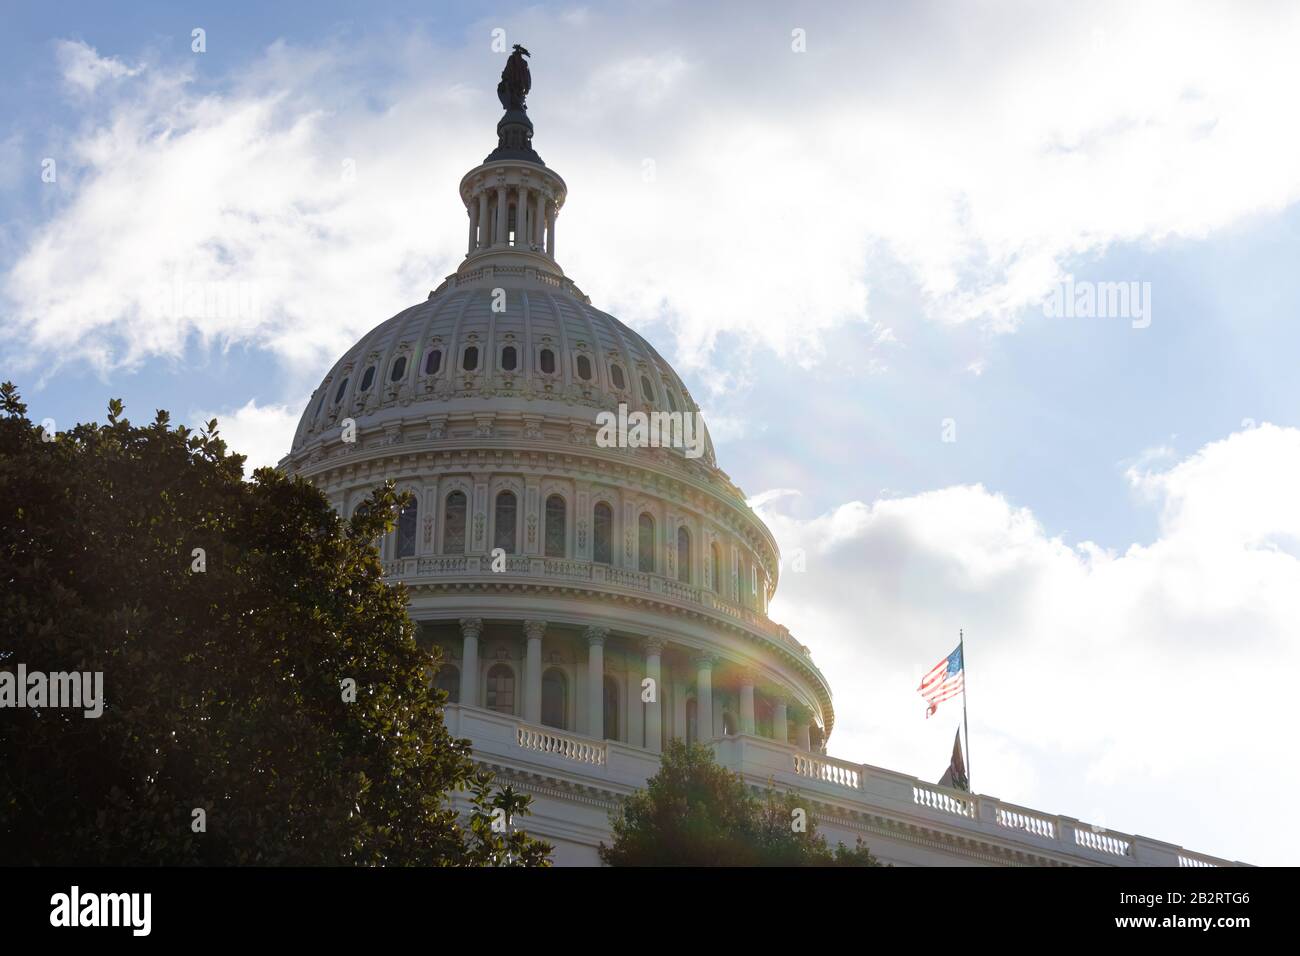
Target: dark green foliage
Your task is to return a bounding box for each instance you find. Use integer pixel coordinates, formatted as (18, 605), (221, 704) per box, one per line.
(0, 383), (550, 865)
(600, 739), (885, 866)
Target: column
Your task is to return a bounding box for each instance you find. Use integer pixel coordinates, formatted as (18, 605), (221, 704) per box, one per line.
(477, 191), (489, 248)
(695, 655), (714, 742)
(586, 625), (608, 738)
(739, 675), (756, 736)
(459, 618), (482, 707)
(534, 191), (545, 248)
(773, 697), (789, 744)
(643, 638), (664, 753)
(522, 620), (545, 723)
(467, 201), (478, 255)
(672, 672), (687, 742)
(794, 706), (812, 752)
(517, 185), (530, 248)
(545, 200), (555, 257)
(494, 184), (507, 248)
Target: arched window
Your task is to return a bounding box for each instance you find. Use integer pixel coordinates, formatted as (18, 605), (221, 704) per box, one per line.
(610, 363), (626, 390)
(541, 668), (567, 729)
(486, 664), (515, 714)
(664, 388), (677, 413)
(593, 502), (612, 565)
(677, 526), (691, 583)
(424, 348), (442, 375)
(443, 491), (467, 554)
(686, 697), (698, 745)
(501, 345), (517, 371)
(462, 346), (479, 371)
(494, 491), (517, 553)
(603, 675), (620, 740)
(576, 354), (593, 381)
(396, 496), (418, 558)
(638, 513), (655, 573)
(722, 711), (736, 736)
(390, 355), (407, 382)
(710, 542), (722, 594)
(641, 375), (655, 403)
(544, 494), (566, 558)
(539, 348), (556, 374)
(333, 377), (349, 403)
(359, 366), (376, 392)
(434, 664), (459, 704)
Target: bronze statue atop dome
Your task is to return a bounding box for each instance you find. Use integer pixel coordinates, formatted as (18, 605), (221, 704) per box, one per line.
(497, 44), (531, 111)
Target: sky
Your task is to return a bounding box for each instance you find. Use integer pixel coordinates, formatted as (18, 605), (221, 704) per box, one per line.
(3, 0), (1298, 865)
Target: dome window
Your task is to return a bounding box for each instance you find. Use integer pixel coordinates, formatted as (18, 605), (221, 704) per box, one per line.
(576, 354), (593, 381)
(314, 391), (326, 417)
(501, 345), (518, 371)
(610, 364), (626, 390)
(424, 348), (442, 375)
(640, 376), (655, 403)
(664, 388), (677, 413)
(462, 346), (479, 371)
(390, 356), (407, 382)
(593, 502), (613, 565)
(333, 377), (349, 403)
(539, 348), (556, 374)
(359, 366), (376, 392)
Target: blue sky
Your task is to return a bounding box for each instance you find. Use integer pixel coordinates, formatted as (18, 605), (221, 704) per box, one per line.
(4, 0), (1300, 864)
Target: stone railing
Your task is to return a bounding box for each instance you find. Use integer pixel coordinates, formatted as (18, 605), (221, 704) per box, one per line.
(516, 724), (607, 766)
(913, 782), (977, 818)
(440, 708), (1245, 867)
(793, 752), (862, 790)
(381, 555), (811, 660)
(706, 733), (1241, 867)
(995, 805), (1058, 840)
(1073, 828), (1132, 858)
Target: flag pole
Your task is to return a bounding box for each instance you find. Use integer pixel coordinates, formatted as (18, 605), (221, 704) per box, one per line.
(960, 628), (970, 791)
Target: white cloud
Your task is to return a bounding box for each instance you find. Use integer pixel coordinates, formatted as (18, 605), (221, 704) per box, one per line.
(9, 1), (1300, 382)
(55, 39), (141, 93)
(758, 424), (1300, 865)
(192, 399), (303, 476)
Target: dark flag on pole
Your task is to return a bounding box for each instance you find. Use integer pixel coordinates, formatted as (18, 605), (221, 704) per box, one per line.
(938, 728), (969, 792)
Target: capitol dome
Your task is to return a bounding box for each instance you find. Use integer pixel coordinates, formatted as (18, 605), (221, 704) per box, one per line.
(277, 50), (1243, 870)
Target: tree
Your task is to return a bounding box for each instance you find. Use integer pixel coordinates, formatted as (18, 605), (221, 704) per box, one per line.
(0, 384), (550, 866)
(599, 739), (884, 866)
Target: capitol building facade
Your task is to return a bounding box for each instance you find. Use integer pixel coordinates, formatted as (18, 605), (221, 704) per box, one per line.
(279, 58), (1241, 868)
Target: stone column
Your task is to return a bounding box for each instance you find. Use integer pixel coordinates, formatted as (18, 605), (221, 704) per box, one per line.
(739, 675), (756, 736)
(522, 620), (546, 723)
(695, 655), (714, 742)
(534, 191), (545, 248)
(467, 201), (478, 255)
(494, 184), (507, 248)
(545, 200), (556, 257)
(773, 697), (789, 744)
(672, 672), (687, 741)
(517, 185), (530, 247)
(643, 638), (664, 753)
(586, 625), (608, 738)
(477, 191), (489, 248)
(459, 618), (482, 707)
(794, 706), (812, 752)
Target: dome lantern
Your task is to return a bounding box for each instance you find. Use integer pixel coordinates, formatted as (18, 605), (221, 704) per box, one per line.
(457, 45), (567, 278)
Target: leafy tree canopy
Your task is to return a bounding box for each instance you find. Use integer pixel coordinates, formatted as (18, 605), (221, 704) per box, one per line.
(0, 383), (550, 866)
(600, 739), (884, 866)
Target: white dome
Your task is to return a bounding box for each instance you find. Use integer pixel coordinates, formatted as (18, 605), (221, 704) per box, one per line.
(289, 279), (718, 470)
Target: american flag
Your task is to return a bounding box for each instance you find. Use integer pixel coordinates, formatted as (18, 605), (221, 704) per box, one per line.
(918, 644), (964, 718)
